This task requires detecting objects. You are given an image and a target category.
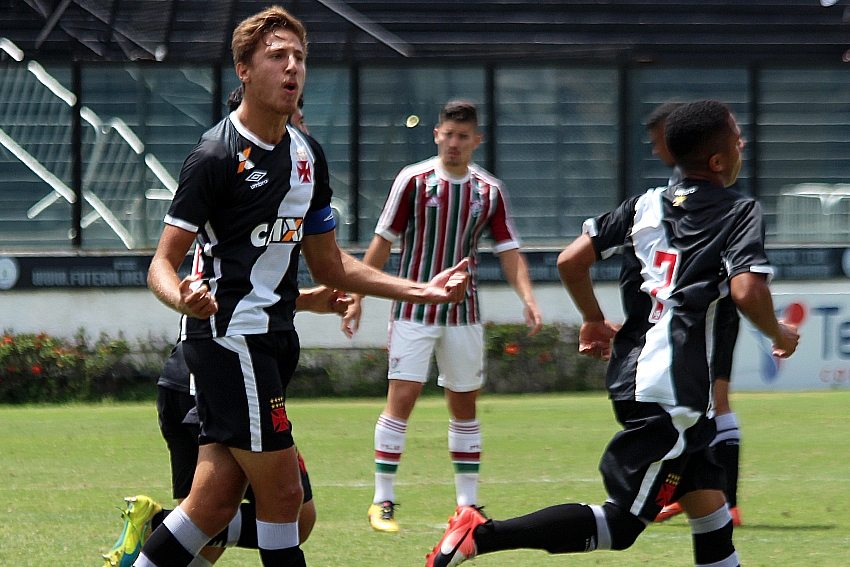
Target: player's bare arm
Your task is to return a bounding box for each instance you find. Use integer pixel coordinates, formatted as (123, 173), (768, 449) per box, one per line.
(557, 233), (618, 360)
(340, 234), (394, 337)
(301, 230), (469, 305)
(148, 224), (218, 319)
(730, 271), (799, 357)
(496, 248), (543, 336)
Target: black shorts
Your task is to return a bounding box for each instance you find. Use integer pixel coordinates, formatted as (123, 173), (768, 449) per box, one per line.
(183, 331), (300, 452)
(599, 401), (725, 522)
(157, 385), (201, 500)
(158, 385), (313, 502)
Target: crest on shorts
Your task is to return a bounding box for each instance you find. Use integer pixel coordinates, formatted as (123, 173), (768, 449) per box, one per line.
(656, 473), (681, 508)
(270, 397), (291, 432)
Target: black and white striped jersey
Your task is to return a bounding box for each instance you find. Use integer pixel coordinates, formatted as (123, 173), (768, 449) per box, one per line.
(165, 112), (335, 340)
(585, 180), (772, 412)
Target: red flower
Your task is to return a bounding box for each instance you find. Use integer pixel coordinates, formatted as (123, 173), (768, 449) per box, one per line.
(2, 335), (12, 344)
(31, 364), (43, 375)
(6, 365), (15, 372)
(504, 342), (520, 356)
(538, 352), (551, 363)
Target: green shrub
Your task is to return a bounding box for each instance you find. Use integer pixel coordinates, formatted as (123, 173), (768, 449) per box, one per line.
(292, 323), (607, 398)
(0, 330), (170, 403)
(0, 324), (607, 403)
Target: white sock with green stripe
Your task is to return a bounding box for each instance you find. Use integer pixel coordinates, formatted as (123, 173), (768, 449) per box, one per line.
(449, 419), (481, 506)
(374, 414), (406, 503)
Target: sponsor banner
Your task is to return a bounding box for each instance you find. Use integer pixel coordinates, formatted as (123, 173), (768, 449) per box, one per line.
(439, 247), (850, 283)
(0, 255), (193, 291)
(733, 293), (850, 391)
(2, 245), (850, 290)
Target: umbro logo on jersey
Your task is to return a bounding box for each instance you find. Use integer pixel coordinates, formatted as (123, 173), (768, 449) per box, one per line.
(246, 170), (269, 189)
(237, 147), (255, 173)
(251, 217), (303, 247)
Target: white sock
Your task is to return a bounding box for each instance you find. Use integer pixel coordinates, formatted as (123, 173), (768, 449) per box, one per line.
(448, 419), (481, 507)
(374, 414), (406, 503)
(256, 519), (299, 550)
(225, 508), (242, 547)
(163, 506), (211, 557)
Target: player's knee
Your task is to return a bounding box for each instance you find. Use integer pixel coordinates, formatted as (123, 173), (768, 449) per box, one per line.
(281, 481), (304, 507)
(602, 503), (646, 551)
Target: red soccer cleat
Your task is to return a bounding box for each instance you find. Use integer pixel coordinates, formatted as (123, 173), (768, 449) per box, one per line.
(730, 506), (742, 527)
(655, 501), (684, 522)
(425, 506), (488, 567)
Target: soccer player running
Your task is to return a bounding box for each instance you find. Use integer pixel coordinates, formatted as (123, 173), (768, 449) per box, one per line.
(647, 102), (745, 526)
(426, 100), (798, 567)
(137, 7), (469, 567)
(342, 100), (542, 532)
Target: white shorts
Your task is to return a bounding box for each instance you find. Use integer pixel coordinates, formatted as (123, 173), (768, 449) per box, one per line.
(387, 320), (485, 393)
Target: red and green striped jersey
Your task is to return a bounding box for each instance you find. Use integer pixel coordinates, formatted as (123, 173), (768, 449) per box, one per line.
(376, 157), (520, 325)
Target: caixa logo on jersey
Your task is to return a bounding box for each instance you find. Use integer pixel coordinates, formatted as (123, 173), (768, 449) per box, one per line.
(251, 217), (303, 247)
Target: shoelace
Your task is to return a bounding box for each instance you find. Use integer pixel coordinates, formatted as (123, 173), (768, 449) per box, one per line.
(381, 501), (398, 520)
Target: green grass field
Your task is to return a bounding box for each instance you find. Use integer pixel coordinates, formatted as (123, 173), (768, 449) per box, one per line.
(1, 391), (848, 566)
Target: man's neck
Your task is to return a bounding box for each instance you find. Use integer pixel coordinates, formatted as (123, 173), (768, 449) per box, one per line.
(439, 160), (470, 179)
(679, 169), (724, 187)
(234, 104), (289, 146)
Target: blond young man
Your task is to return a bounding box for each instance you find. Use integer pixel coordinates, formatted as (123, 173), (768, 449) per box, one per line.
(138, 7), (468, 567)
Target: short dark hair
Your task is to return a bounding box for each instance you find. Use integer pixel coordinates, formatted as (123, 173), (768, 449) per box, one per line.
(665, 100), (733, 173)
(227, 85), (243, 112)
(645, 101), (683, 131)
(439, 100), (478, 128)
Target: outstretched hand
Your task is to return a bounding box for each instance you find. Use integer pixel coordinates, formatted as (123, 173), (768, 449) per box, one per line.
(341, 298), (362, 339)
(524, 303), (543, 337)
(421, 258), (470, 304)
(772, 320), (799, 358)
(178, 274), (218, 319)
(577, 319), (619, 360)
